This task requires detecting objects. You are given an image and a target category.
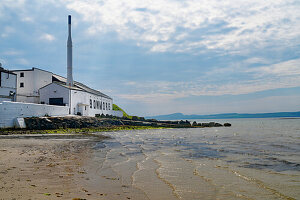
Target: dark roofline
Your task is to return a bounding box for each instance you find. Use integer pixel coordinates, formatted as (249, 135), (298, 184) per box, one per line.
(39, 82), (81, 91)
(11, 67), (53, 74)
(52, 74), (113, 100)
(0, 67), (17, 75)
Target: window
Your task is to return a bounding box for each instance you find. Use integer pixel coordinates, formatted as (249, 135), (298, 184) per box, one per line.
(108, 103), (110, 110)
(49, 98), (64, 106)
(90, 99), (92, 108)
(100, 101), (102, 110)
(106, 102), (108, 110)
(20, 72), (24, 77)
(20, 82), (24, 88)
(93, 100), (96, 109)
(103, 102), (105, 110)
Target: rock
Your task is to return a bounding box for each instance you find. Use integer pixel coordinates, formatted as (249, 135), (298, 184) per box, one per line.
(192, 121), (197, 126)
(214, 123), (223, 127)
(224, 123), (231, 127)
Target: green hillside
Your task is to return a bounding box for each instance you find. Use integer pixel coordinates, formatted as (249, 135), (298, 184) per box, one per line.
(112, 104), (132, 119)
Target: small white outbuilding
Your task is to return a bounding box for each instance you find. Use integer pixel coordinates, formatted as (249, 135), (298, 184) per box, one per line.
(39, 77), (113, 117)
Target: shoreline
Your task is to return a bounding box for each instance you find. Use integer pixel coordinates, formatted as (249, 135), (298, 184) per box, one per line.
(0, 116), (231, 135)
(0, 125), (167, 135)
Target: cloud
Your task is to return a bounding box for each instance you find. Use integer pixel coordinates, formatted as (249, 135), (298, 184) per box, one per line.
(247, 59), (300, 76)
(2, 50), (23, 56)
(16, 58), (29, 65)
(1, 26), (15, 38)
(114, 58), (300, 104)
(63, 0), (300, 54)
(243, 57), (271, 65)
(39, 33), (56, 42)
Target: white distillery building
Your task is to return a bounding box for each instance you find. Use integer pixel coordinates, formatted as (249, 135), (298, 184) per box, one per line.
(0, 65), (17, 102)
(11, 67), (113, 116)
(10, 15), (114, 117)
(0, 15), (121, 128)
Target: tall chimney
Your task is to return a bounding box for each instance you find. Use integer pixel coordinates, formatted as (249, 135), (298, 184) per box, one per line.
(67, 15), (73, 87)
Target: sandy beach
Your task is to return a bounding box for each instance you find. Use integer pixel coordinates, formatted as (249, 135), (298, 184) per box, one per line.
(0, 134), (139, 200)
(1, 120), (299, 200)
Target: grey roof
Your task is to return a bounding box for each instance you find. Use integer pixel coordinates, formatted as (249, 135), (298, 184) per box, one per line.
(52, 74), (112, 100)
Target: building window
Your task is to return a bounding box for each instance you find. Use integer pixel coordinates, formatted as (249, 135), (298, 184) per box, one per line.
(93, 100), (96, 109)
(108, 103), (110, 110)
(20, 72), (24, 77)
(103, 102), (105, 110)
(100, 101), (102, 110)
(90, 99), (92, 108)
(106, 102), (108, 110)
(20, 82), (24, 88)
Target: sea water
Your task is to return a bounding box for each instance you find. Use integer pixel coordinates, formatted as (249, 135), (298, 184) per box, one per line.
(93, 118), (300, 200)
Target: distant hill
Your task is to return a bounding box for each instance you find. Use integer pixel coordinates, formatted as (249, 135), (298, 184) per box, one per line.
(146, 111), (300, 120)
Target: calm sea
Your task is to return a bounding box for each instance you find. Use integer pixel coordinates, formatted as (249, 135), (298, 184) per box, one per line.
(96, 118), (300, 199)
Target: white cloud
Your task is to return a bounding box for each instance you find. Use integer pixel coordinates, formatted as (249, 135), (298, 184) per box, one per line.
(247, 59), (300, 76)
(2, 50), (23, 56)
(62, 0), (300, 53)
(114, 58), (300, 103)
(1, 26), (15, 38)
(21, 17), (34, 22)
(39, 33), (56, 42)
(243, 57), (271, 65)
(16, 58), (29, 65)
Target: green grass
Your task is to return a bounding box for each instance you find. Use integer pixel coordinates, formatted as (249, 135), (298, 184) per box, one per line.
(112, 104), (132, 119)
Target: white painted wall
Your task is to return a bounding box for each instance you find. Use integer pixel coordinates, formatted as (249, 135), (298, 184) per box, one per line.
(39, 82), (114, 117)
(39, 83), (70, 105)
(0, 71), (17, 102)
(0, 101), (69, 128)
(13, 68), (52, 103)
(71, 89), (113, 116)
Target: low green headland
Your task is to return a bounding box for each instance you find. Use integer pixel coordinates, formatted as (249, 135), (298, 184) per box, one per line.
(113, 104), (132, 119)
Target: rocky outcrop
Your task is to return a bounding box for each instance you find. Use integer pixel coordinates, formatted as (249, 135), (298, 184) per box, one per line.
(198, 122), (223, 127)
(23, 116), (231, 130)
(24, 116), (124, 130)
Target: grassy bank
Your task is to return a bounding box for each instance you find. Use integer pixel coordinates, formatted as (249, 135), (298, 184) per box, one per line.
(112, 104), (132, 119)
(0, 125), (167, 135)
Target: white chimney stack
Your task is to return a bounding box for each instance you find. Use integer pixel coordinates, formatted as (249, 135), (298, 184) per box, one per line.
(67, 15), (73, 87)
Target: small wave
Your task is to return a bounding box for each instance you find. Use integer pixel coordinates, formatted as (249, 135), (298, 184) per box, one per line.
(243, 158), (300, 172)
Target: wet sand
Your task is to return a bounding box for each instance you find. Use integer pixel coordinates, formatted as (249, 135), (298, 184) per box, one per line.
(0, 134), (136, 200)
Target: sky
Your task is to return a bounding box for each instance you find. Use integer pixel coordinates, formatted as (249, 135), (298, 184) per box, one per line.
(1, 0), (300, 116)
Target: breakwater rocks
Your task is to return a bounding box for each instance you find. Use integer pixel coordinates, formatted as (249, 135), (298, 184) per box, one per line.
(23, 116), (231, 130)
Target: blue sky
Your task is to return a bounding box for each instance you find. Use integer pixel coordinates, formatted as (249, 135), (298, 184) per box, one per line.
(1, 0), (300, 116)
